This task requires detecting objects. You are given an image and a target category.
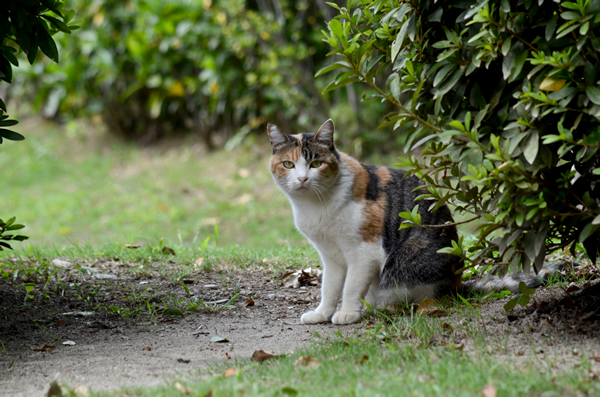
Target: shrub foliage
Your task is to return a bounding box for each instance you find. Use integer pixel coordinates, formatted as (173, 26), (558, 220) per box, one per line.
(12, 0), (336, 146)
(320, 0), (600, 272)
(1, 0), (76, 248)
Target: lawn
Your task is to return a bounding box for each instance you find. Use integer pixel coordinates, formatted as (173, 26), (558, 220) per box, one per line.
(0, 118), (307, 252)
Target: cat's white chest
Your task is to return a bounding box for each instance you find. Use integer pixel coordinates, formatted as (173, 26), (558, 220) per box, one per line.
(290, 195), (364, 246)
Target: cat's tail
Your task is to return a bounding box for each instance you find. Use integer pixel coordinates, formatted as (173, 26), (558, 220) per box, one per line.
(461, 262), (565, 294)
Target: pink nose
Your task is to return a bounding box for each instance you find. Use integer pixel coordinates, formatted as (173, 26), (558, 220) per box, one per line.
(298, 176), (308, 184)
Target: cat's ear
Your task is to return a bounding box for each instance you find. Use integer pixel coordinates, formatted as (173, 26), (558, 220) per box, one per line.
(267, 123), (289, 150)
(313, 119), (335, 148)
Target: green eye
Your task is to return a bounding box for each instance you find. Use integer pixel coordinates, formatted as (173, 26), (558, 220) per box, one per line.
(310, 160), (323, 168)
(282, 161), (294, 169)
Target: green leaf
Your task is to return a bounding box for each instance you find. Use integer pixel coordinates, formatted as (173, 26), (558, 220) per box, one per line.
(504, 298), (517, 312)
(0, 129), (25, 141)
(35, 23), (59, 63)
(163, 308), (185, 317)
(586, 86), (600, 105)
(579, 222), (599, 244)
(523, 131), (539, 164)
(41, 15), (71, 33)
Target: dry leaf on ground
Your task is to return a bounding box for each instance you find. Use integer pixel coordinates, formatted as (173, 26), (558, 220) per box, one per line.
(174, 382), (192, 395)
(417, 299), (448, 317)
(251, 350), (278, 363)
(481, 383), (497, 397)
(244, 298), (255, 307)
(294, 356), (320, 370)
(161, 246), (176, 256)
(223, 368), (237, 378)
(281, 268), (322, 288)
(32, 344), (56, 352)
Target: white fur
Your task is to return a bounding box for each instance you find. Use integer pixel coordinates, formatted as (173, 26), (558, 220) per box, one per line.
(273, 154), (438, 325)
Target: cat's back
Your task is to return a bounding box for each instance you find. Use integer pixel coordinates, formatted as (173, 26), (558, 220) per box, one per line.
(339, 152), (456, 250)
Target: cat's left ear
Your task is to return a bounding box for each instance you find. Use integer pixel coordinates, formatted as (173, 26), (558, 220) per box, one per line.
(267, 123), (290, 151)
(313, 119), (335, 148)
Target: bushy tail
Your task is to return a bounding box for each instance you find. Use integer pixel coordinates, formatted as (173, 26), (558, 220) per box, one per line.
(461, 262), (564, 294)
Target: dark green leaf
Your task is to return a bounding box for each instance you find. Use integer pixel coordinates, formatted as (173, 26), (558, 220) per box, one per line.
(35, 22), (59, 62)
(0, 129), (25, 141)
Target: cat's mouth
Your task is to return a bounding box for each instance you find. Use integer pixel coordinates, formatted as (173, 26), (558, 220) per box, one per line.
(296, 186), (310, 192)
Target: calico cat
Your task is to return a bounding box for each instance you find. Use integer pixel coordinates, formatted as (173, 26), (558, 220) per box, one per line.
(267, 119), (553, 325)
(267, 119), (463, 325)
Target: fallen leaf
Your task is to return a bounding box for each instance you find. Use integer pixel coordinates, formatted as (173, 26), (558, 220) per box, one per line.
(70, 386), (89, 396)
(51, 259), (71, 268)
(62, 340), (76, 346)
(193, 257), (204, 270)
(223, 368), (237, 378)
(251, 350), (278, 363)
(481, 383), (497, 397)
(225, 352), (231, 359)
(244, 298), (255, 307)
(566, 285), (581, 293)
(211, 336), (229, 343)
(417, 299), (448, 317)
(143, 346), (151, 351)
(56, 320), (67, 326)
(281, 387), (298, 396)
(32, 344), (56, 352)
(358, 354), (369, 365)
(177, 358), (190, 364)
(62, 311), (95, 317)
(124, 244), (141, 249)
(46, 379), (62, 397)
(594, 355), (600, 362)
(163, 308), (185, 317)
(174, 382), (191, 395)
(442, 322), (452, 329)
(203, 392), (213, 397)
(162, 246), (176, 256)
(294, 356), (320, 370)
(281, 268), (321, 288)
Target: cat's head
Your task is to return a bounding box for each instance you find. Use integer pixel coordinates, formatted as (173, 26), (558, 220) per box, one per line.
(267, 119), (340, 198)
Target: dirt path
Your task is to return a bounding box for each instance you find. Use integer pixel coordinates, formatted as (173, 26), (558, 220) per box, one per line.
(0, 265), (359, 396)
(2, 260), (600, 396)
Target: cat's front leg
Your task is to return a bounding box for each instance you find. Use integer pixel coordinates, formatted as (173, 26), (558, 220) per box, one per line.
(331, 259), (379, 325)
(301, 256), (345, 324)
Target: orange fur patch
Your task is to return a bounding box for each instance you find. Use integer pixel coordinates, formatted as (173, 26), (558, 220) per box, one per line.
(340, 153), (369, 201)
(359, 195), (386, 243)
(375, 166), (392, 188)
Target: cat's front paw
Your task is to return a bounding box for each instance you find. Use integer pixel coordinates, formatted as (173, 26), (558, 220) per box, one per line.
(332, 311), (362, 325)
(301, 311), (330, 324)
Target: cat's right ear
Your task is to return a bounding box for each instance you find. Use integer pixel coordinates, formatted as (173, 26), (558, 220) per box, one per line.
(267, 124), (289, 151)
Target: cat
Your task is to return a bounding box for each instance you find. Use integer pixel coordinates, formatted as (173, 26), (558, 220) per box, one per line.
(267, 119), (548, 325)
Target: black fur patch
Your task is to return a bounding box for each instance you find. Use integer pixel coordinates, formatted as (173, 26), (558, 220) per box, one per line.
(363, 165), (380, 201)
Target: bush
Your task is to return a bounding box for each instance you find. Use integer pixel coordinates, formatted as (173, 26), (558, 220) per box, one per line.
(1, 0), (76, 249)
(320, 0), (600, 273)
(11, 0), (337, 146)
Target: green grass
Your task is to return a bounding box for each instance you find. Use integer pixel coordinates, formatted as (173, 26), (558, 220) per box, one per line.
(88, 323), (597, 397)
(0, 118), (307, 252)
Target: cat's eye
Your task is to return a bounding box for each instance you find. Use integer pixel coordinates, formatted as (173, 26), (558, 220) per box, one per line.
(310, 160), (323, 168)
(282, 161), (294, 169)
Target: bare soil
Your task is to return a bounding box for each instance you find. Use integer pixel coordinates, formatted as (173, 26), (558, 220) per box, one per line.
(1, 259), (600, 396)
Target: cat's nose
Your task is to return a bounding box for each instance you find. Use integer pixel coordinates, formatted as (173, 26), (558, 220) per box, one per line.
(298, 176), (308, 185)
